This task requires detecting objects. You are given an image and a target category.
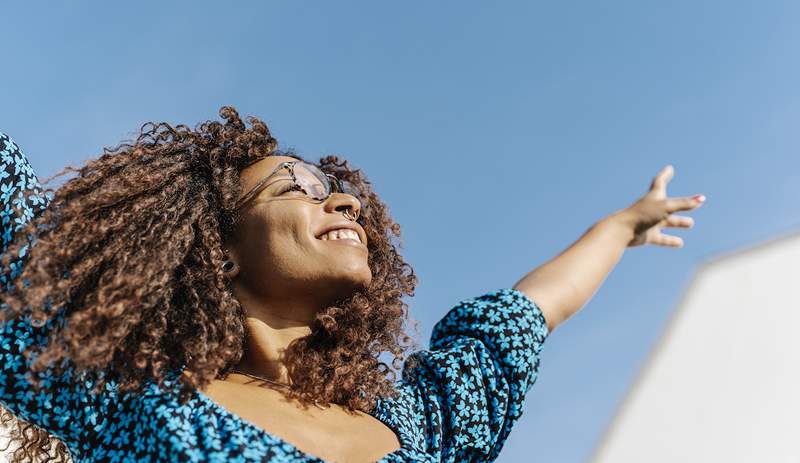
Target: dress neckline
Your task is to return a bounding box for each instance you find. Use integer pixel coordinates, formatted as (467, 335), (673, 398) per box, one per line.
(191, 385), (410, 462)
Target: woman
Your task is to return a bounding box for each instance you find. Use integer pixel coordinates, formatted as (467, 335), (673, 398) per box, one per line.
(0, 107), (704, 463)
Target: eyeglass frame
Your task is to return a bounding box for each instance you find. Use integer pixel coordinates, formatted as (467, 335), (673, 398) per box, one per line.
(233, 160), (357, 213)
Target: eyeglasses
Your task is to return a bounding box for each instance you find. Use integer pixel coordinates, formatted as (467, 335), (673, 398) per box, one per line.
(234, 161), (359, 212)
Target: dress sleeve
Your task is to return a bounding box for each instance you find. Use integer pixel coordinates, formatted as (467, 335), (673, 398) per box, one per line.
(0, 131), (107, 451)
(401, 288), (549, 463)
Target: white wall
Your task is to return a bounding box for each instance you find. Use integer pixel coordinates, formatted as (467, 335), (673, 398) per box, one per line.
(591, 229), (800, 462)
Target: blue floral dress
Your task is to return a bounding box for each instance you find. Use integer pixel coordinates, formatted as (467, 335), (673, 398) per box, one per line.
(0, 131), (549, 463)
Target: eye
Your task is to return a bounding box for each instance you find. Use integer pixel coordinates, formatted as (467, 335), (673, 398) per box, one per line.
(277, 183), (303, 195)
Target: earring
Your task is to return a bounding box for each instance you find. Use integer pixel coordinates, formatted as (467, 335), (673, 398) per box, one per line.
(222, 260), (236, 273)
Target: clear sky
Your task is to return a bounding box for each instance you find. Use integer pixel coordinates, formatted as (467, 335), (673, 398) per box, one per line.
(2, 2), (799, 462)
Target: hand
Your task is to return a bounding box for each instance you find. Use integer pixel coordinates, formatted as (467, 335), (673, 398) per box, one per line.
(613, 165), (704, 248)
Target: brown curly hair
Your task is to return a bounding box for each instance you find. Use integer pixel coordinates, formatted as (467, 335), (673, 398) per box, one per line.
(0, 106), (421, 462)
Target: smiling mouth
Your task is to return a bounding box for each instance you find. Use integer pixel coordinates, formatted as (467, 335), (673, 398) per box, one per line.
(320, 238), (364, 247)
(316, 228), (363, 244)
(314, 230), (367, 250)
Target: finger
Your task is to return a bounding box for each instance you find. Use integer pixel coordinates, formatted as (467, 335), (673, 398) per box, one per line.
(652, 233), (684, 248)
(649, 165), (674, 192)
(665, 195), (704, 212)
(663, 214), (694, 229)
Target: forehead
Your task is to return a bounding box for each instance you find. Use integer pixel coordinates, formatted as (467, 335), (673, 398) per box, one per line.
(239, 155), (302, 190)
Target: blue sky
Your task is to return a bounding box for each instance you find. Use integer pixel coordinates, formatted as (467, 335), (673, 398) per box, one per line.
(2, 2), (799, 461)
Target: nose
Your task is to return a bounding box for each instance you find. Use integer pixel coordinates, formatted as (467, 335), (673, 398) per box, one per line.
(324, 192), (361, 220)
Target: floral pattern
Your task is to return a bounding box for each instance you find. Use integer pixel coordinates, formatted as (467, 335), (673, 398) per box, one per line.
(0, 131), (548, 462)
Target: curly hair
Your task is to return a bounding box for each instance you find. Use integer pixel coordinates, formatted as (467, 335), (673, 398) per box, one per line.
(0, 106), (421, 462)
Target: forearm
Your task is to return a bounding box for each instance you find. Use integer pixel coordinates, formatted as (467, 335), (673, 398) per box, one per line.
(512, 212), (633, 332)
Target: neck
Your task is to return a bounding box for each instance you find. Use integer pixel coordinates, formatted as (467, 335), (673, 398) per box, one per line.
(235, 314), (312, 384)
(229, 283), (323, 385)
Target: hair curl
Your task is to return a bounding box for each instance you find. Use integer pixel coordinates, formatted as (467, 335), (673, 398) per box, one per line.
(0, 106), (420, 462)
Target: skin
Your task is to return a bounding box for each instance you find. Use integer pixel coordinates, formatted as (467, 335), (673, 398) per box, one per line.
(513, 165), (704, 332)
(197, 155), (402, 462)
(221, 155), (371, 386)
(202, 161), (702, 462)
(221, 160), (703, 379)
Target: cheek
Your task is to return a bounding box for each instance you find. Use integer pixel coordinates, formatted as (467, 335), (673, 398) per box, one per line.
(241, 209), (314, 266)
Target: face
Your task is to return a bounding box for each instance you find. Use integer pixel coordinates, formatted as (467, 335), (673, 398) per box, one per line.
(225, 156), (371, 311)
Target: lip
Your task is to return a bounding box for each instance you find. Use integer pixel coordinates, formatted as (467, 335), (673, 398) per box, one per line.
(320, 237), (367, 249)
(314, 220), (367, 247)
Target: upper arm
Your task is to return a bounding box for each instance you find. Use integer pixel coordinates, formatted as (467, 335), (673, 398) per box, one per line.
(512, 283), (559, 333)
(400, 288), (549, 462)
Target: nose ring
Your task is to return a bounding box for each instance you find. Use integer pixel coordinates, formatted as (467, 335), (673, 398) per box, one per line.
(342, 208), (359, 221)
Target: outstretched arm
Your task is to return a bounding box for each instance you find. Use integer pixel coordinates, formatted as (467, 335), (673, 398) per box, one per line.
(513, 165), (705, 333)
(0, 131), (109, 452)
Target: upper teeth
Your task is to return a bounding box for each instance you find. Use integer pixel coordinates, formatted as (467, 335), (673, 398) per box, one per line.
(320, 228), (361, 243)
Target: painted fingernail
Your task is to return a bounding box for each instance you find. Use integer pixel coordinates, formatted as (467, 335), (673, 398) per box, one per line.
(693, 194), (706, 203)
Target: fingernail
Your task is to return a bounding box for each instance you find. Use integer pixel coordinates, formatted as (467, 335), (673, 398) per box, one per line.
(693, 194), (706, 203)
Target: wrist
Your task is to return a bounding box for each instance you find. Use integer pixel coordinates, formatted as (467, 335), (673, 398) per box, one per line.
(599, 210), (636, 245)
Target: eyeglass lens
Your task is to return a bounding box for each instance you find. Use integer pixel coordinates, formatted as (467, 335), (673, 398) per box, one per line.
(293, 163), (329, 199)
(294, 163), (356, 200)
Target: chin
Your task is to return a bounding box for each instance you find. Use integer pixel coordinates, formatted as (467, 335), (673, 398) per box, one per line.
(330, 269), (372, 297)
(329, 257), (371, 281)
(346, 270), (373, 292)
